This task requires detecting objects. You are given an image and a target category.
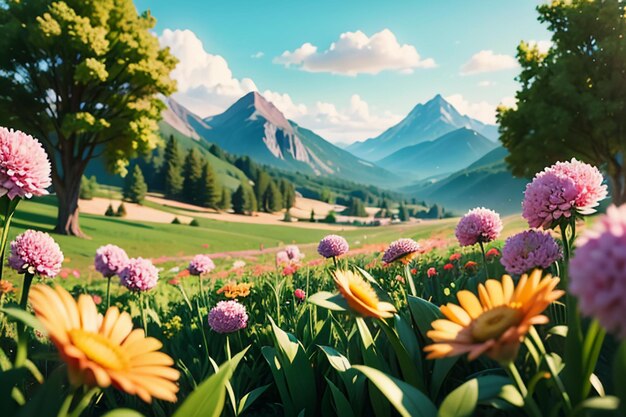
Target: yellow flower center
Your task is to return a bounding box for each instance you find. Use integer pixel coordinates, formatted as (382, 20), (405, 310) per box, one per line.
(347, 275), (379, 309)
(471, 306), (523, 342)
(69, 329), (129, 371)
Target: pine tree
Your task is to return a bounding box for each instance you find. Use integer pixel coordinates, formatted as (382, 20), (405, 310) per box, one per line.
(105, 204), (115, 217)
(232, 185), (247, 215)
(182, 149), (203, 204)
(263, 180), (283, 213)
(219, 188), (232, 211)
(398, 203), (409, 221)
(245, 186), (258, 213)
(279, 179), (296, 209)
(198, 161), (221, 209)
(345, 197), (367, 217)
(310, 209), (316, 222)
(163, 135), (183, 198)
(123, 165), (147, 203)
(253, 171), (271, 206)
(116, 203), (127, 217)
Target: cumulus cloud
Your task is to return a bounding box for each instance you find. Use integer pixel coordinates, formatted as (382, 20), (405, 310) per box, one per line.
(251, 51), (264, 59)
(445, 94), (514, 125)
(460, 50), (518, 75)
(262, 90), (308, 119)
(274, 29), (436, 76)
(478, 80), (495, 87)
(159, 29), (257, 116)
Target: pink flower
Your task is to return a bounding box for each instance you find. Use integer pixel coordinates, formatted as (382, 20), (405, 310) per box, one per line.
(0, 127), (51, 199)
(285, 245), (304, 262)
(188, 254), (215, 276)
(523, 159), (607, 229)
(119, 258), (158, 292)
(455, 207), (503, 246)
(276, 250), (290, 265)
(8, 230), (63, 277)
(94, 244), (129, 278)
(395, 274), (405, 284)
(294, 288), (306, 301)
(72, 269), (80, 278)
(91, 294), (102, 305)
(500, 230), (562, 275)
(317, 235), (349, 258)
(570, 204), (626, 338)
(382, 238), (421, 264)
(443, 263), (454, 271)
(449, 253), (462, 262)
(427, 267), (437, 278)
(208, 300), (248, 333)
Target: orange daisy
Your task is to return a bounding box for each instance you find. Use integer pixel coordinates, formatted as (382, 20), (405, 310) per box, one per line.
(29, 285), (179, 403)
(424, 270), (563, 364)
(333, 270), (397, 319)
(217, 281), (251, 299)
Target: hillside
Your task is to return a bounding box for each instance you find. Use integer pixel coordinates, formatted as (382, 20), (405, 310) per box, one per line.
(377, 128), (497, 178)
(165, 93), (401, 188)
(347, 94), (498, 161)
(402, 146), (527, 215)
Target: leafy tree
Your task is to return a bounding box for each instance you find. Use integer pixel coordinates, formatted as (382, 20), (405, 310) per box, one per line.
(283, 209), (292, 222)
(79, 175), (98, 200)
(116, 203), (127, 217)
(498, 0), (626, 203)
(0, 0), (176, 236)
(323, 211), (337, 224)
(182, 149), (203, 204)
(263, 180), (282, 213)
(398, 203), (410, 222)
(232, 185), (247, 215)
(123, 164), (147, 203)
(344, 197), (368, 217)
(163, 135), (183, 198)
(171, 217), (181, 224)
(198, 161), (221, 209)
(219, 188), (232, 211)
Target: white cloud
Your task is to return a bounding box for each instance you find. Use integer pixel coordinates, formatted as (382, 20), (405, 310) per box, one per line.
(159, 29), (257, 116)
(445, 94), (514, 125)
(251, 51), (264, 59)
(478, 80), (495, 87)
(460, 50), (518, 75)
(274, 29), (436, 76)
(262, 90), (308, 119)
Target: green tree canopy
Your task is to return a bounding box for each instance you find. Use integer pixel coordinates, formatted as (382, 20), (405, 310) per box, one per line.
(263, 180), (283, 213)
(163, 135), (183, 198)
(198, 161), (221, 209)
(123, 164), (147, 203)
(497, 0), (626, 203)
(0, 0), (176, 236)
(219, 187), (232, 211)
(182, 149), (203, 204)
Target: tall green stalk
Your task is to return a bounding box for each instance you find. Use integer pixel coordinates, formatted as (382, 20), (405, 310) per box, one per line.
(403, 264), (417, 297)
(0, 197), (20, 281)
(15, 272), (34, 367)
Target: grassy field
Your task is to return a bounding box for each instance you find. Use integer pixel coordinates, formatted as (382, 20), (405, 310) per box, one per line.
(6, 195), (526, 276)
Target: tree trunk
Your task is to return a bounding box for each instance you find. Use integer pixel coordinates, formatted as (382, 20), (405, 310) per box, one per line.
(53, 169), (89, 238)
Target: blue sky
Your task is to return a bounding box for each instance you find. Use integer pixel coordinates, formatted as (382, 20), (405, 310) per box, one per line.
(135, 0), (550, 143)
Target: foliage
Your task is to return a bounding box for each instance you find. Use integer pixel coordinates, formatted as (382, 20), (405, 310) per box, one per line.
(79, 175), (98, 200)
(497, 0), (626, 203)
(182, 149), (204, 205)
(163, 135), (184, 198)
(0, 0), (176, 235)
(344, 197), (368, 217)
(199, 161), (221, 209)
(123, 165), (147, 204)
(219, 188), (232, 211)
(104, 203), (115, 217)
(116, 203), (127, 218)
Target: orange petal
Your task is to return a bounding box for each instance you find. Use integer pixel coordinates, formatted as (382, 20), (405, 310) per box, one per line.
(457, 291), (483, 319)
(441, 304), (472, 326)
(501, 275), (514, 303)
(77, 294), (99, 333)
(485, 280), (504, 306)
(478, 285), (492, 310)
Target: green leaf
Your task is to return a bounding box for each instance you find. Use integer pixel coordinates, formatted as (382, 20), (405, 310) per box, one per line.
(0, 367), (27, 415)
(172, 349), (247, 417)
(318, 345), (351, 373)
(548, 325), (567, 338)
(431, 356), (460, 399)
(613, 341), (626, 416)
(438, 379), (479, 417)
(326, 378), (356, 417)
(16, 367), (67, 417)
(101, 410), (145, 417)
(570, 396), (619, 416)
(262, 346), (295, 416)
(379, 319), (424, 391)
(353, 365), (437, 417)
(307, 291), (348, 312)
(407, 295), (442, 341)
(1, 307), (46, 334)
(237, 384), (270, 415)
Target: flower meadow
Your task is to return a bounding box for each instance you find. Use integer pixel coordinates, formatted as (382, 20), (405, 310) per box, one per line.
(0, 129), (625, 417)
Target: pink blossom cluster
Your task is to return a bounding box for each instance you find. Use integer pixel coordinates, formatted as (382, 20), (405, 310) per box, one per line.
(455, 207), (502, 246)
(317, 234), (349, 258)
(500, 230), (561, 275)
(208, 300), (248, 333)
(94, 244), (129, 278)
(382, 238), (420, 263)
(570, 204), (626, 339)
(119, 257), (159, 292)
(188, 254), (215, 276)
(9, 230), (64, 277)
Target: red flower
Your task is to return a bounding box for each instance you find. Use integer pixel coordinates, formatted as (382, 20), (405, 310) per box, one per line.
(486, 248), (500, 259)
(449, 253), (462, 262)
(168, 278), (181, 286)
(282, 264), (299, 276)
(396, 274), (405, 284)
(464, 261), (478, 273)
(294, 288), (306, 301)
(443, 263), (454, 271)
(427, 267), (437, 278)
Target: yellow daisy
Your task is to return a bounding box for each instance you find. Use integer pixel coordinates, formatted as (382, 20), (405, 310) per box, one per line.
(333, 270), (397, 319)
(29, 285), (179, 403)
(424, 270), (563, 364)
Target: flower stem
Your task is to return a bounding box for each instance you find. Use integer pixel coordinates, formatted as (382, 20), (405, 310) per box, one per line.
(505, 362), (542, 417)
(139, 293), (147, 335)
(479, 241), (489, 279)
(15, 272), (34, 367)
(403, 264), (417, 297)
(0, 197), (20, 281)
(105, 276), (112, 310)
(67, 387), (100, 417)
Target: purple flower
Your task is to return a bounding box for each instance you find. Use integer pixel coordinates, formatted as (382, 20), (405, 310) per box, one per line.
(276, 245), (304, 266)
(208, 300), (248, 333)
(523, 159), (607, 229)
(382, 238), (421, 264)
(317, 234), (349, 258)
(8, 230), (63, 277)
(500, 230), (562, 275)
(119, 257), (158, 292)
(455, 207), (503, 246)
(0, 127), (52, 199)
(188, 254), (215, 276)
(94, 244), (129, 278)
(570, 204), (626, 339)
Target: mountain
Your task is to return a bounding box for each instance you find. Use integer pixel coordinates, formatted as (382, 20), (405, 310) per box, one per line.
(377, 128), (498, 178)
(347, 94), (499, 161)
(166, 92), (401, 187)
(401, 146), (528, 215)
